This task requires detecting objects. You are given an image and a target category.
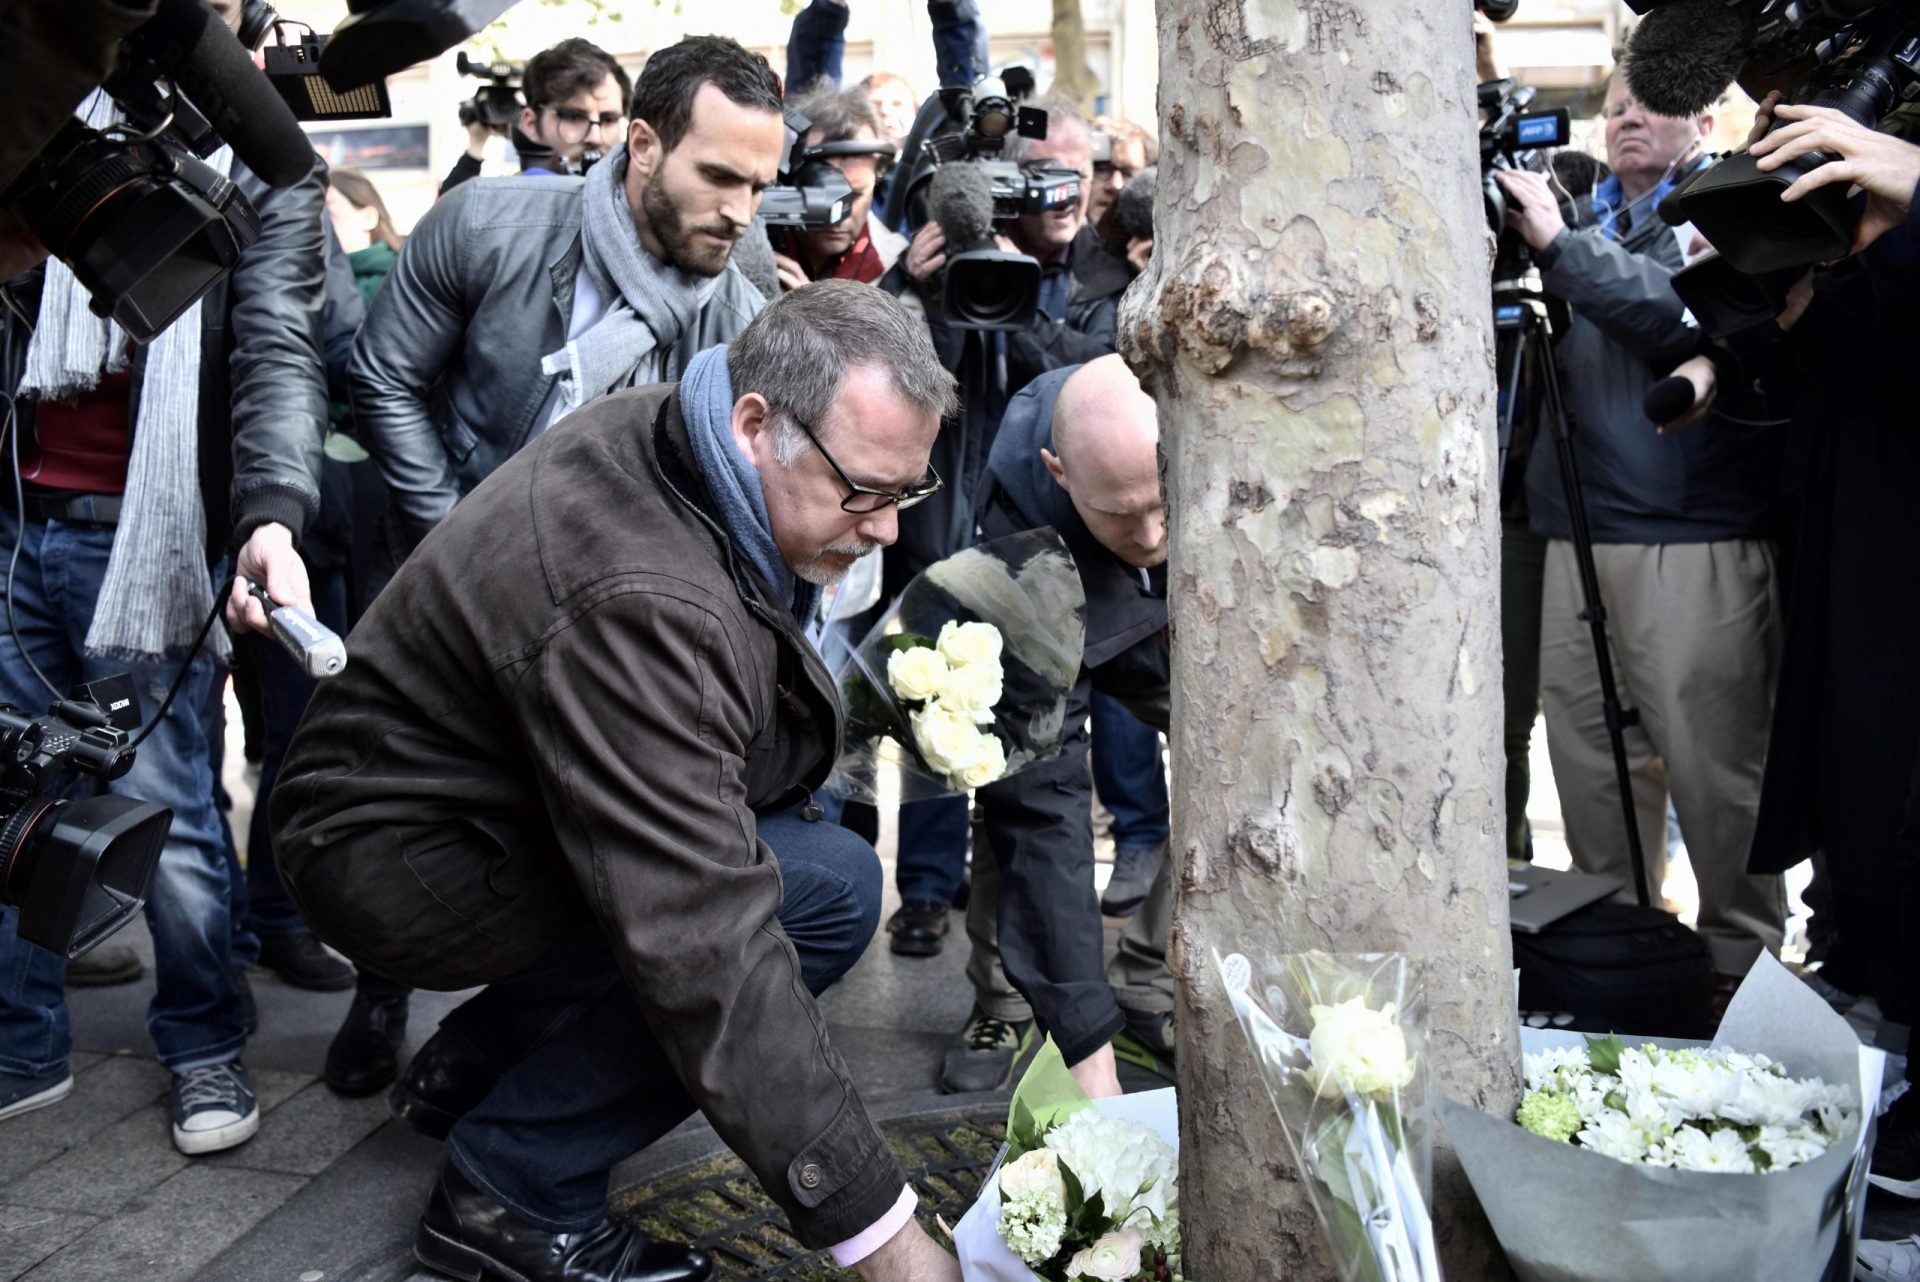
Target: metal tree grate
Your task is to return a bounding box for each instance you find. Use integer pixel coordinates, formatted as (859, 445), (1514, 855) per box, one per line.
(611, 1106), (1007, 1281)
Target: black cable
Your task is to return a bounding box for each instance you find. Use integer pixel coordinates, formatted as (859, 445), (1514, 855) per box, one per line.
(125, 575), (231, 753)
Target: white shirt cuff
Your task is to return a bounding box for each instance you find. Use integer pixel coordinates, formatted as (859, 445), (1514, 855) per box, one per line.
(827, 1185), (918, 1268)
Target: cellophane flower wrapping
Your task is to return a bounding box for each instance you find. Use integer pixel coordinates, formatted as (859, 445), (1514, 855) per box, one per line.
(826, 528), (1085, 803)
(952, 1038), (1180, 1282)
(1215, 950), (1440, 1282)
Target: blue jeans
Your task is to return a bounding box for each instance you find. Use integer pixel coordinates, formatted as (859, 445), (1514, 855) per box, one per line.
(0, 513), (247, 1075)
(893, 795), (970, 905)
(785, 0), (850, 90)
(1090, 693), (1169, 852)
(444, 804), (882, 1230)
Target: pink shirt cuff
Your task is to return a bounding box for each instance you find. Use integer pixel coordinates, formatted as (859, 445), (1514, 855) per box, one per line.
(828, 1184), (918, 1268)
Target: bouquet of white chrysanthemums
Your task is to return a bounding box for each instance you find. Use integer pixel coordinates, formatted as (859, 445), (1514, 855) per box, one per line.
(953, 1041), (1180, 1282)
(1518, 1035), (1855, 1174)
(829, 529), (1084, 803)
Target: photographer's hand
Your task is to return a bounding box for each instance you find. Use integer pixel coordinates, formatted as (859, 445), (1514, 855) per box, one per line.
(854, 1219), (959, 1282)
(465, 119), (492, 162)
(1474, 11), (1507, 84)
(1752, 104), (1920, 254)
(1745, 91), (1783, 150)
(773, 251), (809, 293)
(227, 522), (314, 635)
(1492, 168), (1566, 252)
(904, 223), (948, 284)
(1656, 354), (1718, 435)
(1127, 235), (1153, 274)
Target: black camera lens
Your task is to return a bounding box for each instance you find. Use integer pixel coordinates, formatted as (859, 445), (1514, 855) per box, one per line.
(1, 793), (171, 959)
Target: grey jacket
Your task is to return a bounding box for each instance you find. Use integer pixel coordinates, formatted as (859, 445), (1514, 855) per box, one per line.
(1523, 198), (1781, 545)
(349, 175), (764, 550)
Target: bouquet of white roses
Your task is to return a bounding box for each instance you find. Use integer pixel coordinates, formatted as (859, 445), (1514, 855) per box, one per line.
(953, 1040), (1180, 1282)
(1439, 951), (1882, 1282)
(828, 529), (1084, 802)
(1215, 950), (1440, 1282)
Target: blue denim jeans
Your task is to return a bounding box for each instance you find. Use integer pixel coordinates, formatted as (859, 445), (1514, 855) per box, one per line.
(784, 0), (850, 90)
(1090, 693), (1169, 852)
(893, 795), (970, 905)
(0, 513), (247, 1075)
(444, 804), (882, 1230)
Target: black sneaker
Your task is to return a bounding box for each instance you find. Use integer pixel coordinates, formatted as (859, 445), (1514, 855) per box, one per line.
(0, 1066), (73, 1123)
(1114, 1008), (1176, 1081)
(257, 931), (355, 992)
(939, 1009), (1033, 1093)
(1100, 844), (1165, 917)
(887, 900), (949, 957)
(65, 943), (143, 988)
(1874, 1090), (1920, 1184)
(170, 1061), (260, 1155)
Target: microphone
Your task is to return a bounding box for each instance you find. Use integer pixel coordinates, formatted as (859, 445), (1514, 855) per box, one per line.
(928, 162), (997, 250)
(130, 0), (316, 188)
(245, 581), (348, 679)
(1644, 374), (1700, 426)
(1624, 0), (1755, 119)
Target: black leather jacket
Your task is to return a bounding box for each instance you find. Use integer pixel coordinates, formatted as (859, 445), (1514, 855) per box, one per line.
(1, 156), (329, 552)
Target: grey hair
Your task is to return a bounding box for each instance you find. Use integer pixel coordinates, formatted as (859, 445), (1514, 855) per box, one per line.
(1005, 95), (1090, 165)
(727, 280), (959, 456)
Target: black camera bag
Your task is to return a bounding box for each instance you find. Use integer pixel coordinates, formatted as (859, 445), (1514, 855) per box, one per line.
(1514, 902), (1716, 1040)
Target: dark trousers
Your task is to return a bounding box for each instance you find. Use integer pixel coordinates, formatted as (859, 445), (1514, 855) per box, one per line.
(1089, 694), (1169, 852)
(1501, 518), (1548, 862)
(441, 805), (882, 1231)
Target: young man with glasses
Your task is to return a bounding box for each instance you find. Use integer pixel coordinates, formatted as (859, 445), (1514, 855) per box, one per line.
(277, 282), (962, 1282)
(442, 38), (632, 193)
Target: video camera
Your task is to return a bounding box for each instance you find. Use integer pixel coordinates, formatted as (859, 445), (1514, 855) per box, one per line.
(1480, 79), (1573, 279)
(759, 108), (868, 232)
(0, 678), (169, 960)
(456, 51), (524, 131)
(1624, 0), (1920, 334)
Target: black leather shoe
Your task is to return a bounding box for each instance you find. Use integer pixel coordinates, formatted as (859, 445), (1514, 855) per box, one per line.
(887, 899), (949, 957)
(324, 990), (408, 1097)
(415, 1162), (714, 1282)
(258, 931), (356, 992)
(390, 1025), (501, 1141)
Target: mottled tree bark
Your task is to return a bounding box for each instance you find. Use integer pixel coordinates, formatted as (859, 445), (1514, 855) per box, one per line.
(1048, 0), (1101, 112)
(1117, 3), (1521, 1280)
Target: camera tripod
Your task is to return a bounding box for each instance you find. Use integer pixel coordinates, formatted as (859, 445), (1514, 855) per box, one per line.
(1494, 279), (1654, 907)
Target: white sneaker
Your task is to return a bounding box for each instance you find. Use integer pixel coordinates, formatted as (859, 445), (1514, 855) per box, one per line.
(1858, 1236), (1920, 1280)
(0, 1070), (73, 1123)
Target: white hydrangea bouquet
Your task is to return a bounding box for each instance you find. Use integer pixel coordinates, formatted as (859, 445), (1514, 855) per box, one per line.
(952, 1039), (1180, 1282)
(828, 529), (1085, 802)
(1215, 950), (1440, 1282)
(1439, 952), (1883, 1282)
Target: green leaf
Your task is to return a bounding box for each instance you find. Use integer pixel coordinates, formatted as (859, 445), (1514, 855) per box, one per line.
(888, 631), (934, 652)
(1060, 1157), (1087, 1216)
(323, 431), (371, 463)
(1603, 1090), (1627, 1114)
(1584, 1033), (1627, 1076)
(1004, 1037), (1092, 1155)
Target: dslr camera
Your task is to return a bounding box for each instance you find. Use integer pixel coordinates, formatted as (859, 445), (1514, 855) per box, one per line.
(882, 70), (1085, 330)
(456, 51), (524, 131)
(0, 679), (169, 960)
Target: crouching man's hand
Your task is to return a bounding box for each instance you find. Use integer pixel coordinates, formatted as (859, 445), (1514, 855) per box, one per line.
(856, 1219), (960, 1282)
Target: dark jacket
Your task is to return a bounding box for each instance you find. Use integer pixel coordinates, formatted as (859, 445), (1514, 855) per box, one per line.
(348, 175), (763, 553)
(973, 366), (1167, 1064)
(1523, 194), (1782, 545)
(4, 156), (328, 551)
(272, 382), (902, 1248)
(881, 223), (1128, 576)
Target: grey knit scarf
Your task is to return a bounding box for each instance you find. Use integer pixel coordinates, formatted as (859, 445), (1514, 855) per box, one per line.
(19, 91), (230, 665)
(542, 148), (720, 421)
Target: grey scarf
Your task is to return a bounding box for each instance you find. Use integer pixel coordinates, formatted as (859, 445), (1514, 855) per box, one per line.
(542, 149), (720, 421)
(19, 91), (230, 665)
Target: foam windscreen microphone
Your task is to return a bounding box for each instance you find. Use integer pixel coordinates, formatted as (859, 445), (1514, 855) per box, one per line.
(1644, 374), (1701, 425)
(928, 162), (996, 249)
(1624, 0), (1757, 119)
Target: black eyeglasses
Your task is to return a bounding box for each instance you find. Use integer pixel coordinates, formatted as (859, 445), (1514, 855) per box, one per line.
(785, 413), (942, 513)
(546, 106), (623, 144)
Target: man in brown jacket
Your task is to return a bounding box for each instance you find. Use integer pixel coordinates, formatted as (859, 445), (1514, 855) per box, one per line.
(273, 282), (959, 1282)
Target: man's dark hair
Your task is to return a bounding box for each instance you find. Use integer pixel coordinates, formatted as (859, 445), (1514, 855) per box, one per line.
(1551, 149), (1611, 202)
(1112, 165), (1155, 242)
(524, 38), (632, 114)
(631, 35), (783, 155)
(789, 84), (881, 146)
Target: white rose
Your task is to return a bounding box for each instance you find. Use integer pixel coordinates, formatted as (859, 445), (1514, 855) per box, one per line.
(998, 1147), (1068, 1207)
(937, 619), (1003, 669)
(1306, 996), (1416, 1100)
(937, 660), (1004, 723)
(886, 646), (950, 703)
(949, 732), (1007, 789)
(1066, 1228), (1145, 1282)
(911, 705), (989, 776)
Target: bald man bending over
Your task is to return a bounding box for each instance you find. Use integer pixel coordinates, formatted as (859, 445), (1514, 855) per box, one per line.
(938, 356), (1177, 1095)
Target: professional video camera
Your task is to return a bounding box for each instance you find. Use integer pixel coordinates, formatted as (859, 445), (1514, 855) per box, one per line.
(1625, 0), (1920, 331)
(881, 70), (1084, 330)
(0, 679), (169, 960)
(456, 51), (524, 131)
(758, 108), (869, 232)
(1481, 78), (1574, 280)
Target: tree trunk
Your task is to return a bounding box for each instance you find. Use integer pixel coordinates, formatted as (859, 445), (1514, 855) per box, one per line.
(1048, 0), (1101, 113)
(1117, 5), (1521, 1281)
